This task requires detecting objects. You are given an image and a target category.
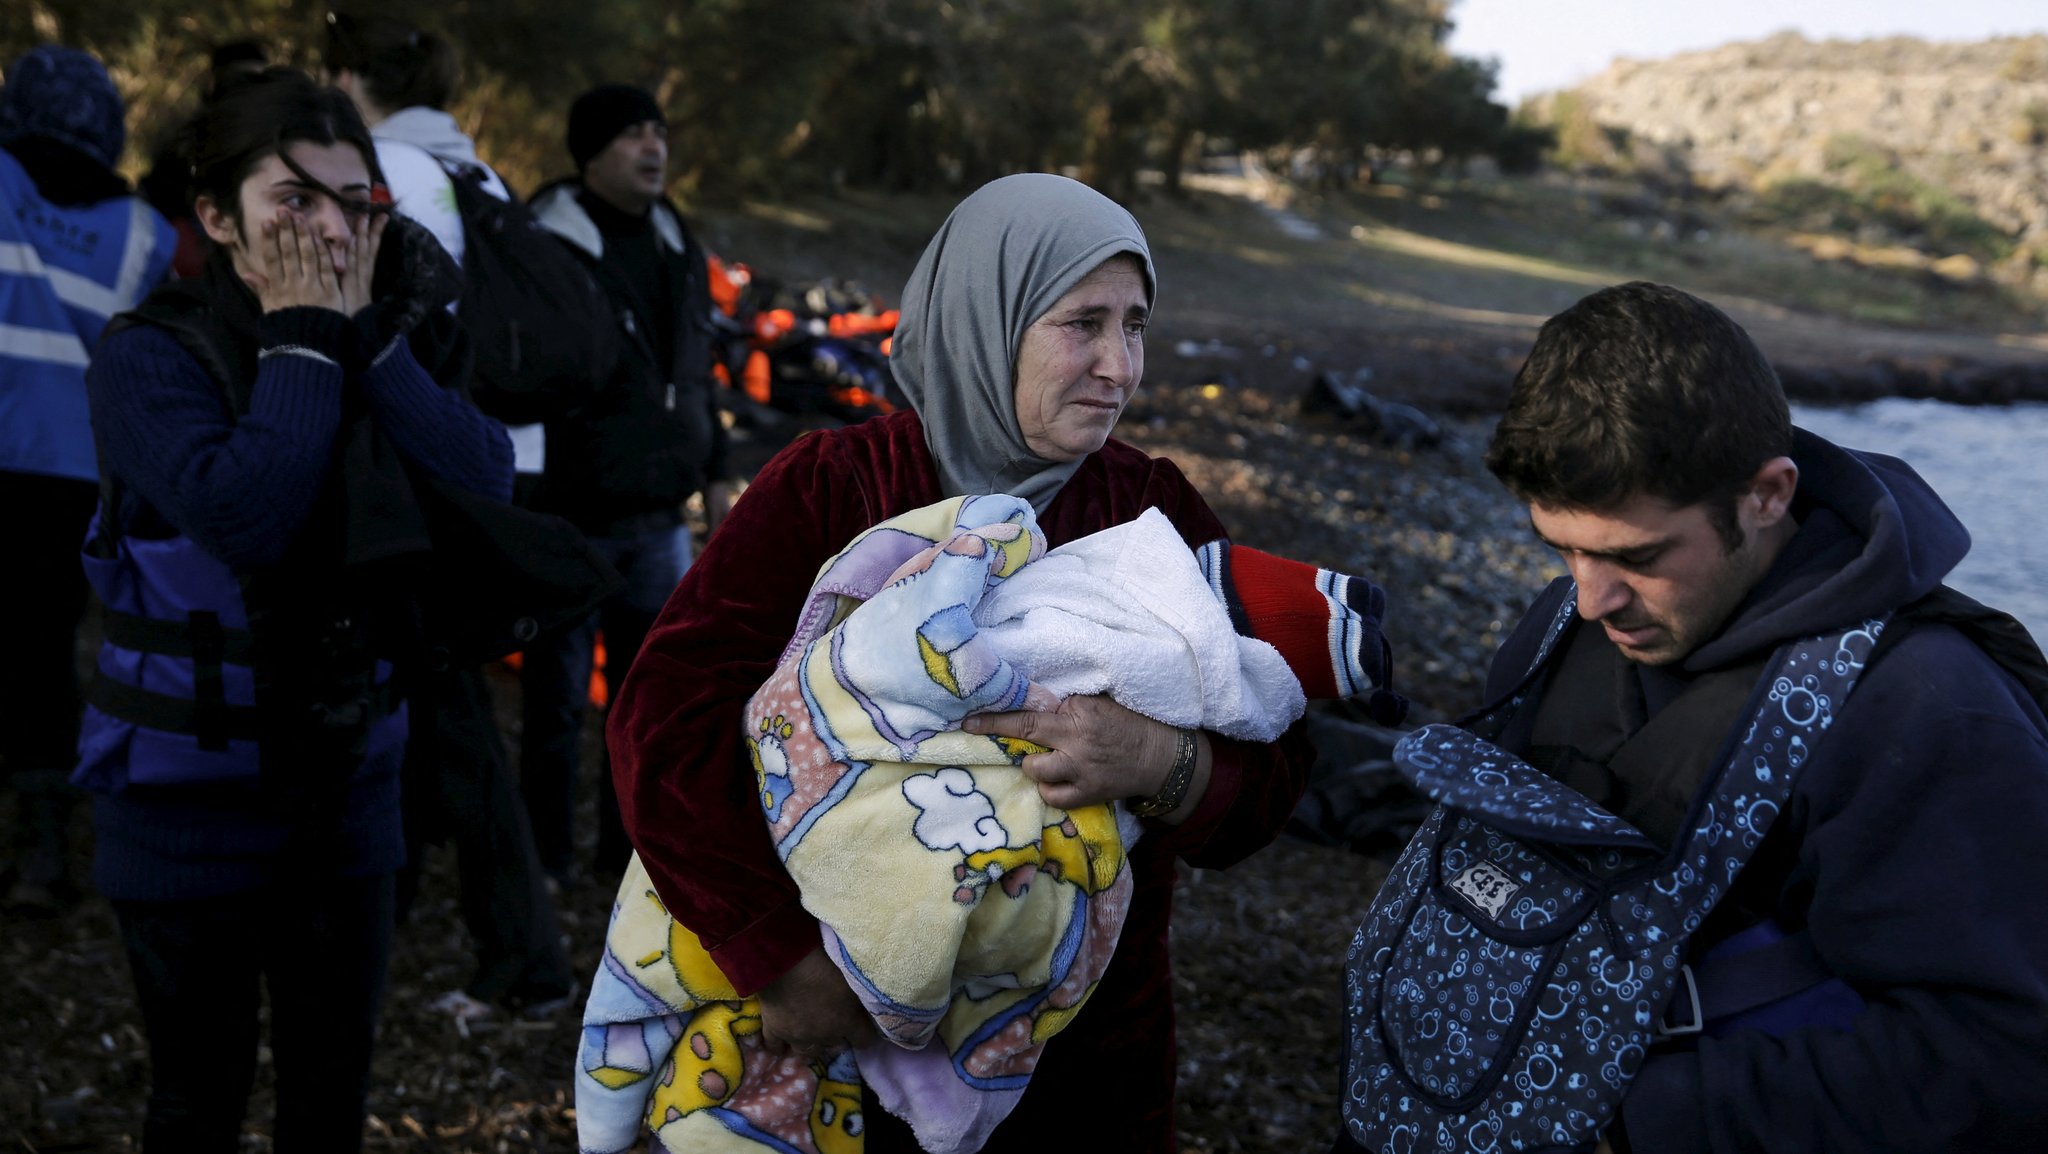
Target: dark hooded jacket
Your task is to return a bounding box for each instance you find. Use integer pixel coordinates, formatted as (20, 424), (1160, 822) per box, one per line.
(1480, 427), (2048, 1153)
(526, 179), (728, 535)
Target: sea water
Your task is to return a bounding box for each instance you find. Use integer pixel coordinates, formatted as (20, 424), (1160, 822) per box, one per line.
(1792, 398), (2048, 645)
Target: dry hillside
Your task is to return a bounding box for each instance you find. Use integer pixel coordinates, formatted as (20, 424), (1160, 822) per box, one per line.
(1536, 32), (2048, 291)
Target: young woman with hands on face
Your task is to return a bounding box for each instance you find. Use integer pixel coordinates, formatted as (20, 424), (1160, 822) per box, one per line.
(74, 68), (510, 1153)
(222, 157), (386, 317)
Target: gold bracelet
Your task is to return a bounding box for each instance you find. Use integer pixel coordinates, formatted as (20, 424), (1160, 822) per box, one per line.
(1129, 726), (1198, 818)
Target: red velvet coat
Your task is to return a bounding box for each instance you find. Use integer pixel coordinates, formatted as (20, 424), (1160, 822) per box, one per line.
(608, 409), (1314, 1150)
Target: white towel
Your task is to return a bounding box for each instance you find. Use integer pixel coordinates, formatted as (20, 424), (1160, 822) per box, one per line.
(979, 507), (1307, 741)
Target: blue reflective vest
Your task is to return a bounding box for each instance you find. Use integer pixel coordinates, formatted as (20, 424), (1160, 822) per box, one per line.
(0, 146), (174, 480)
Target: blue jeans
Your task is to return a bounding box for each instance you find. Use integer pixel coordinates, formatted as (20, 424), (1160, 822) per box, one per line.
(519, 516), (693, 878)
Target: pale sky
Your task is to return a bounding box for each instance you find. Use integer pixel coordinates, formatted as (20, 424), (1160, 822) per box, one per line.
(1448, 0), (2048, 107)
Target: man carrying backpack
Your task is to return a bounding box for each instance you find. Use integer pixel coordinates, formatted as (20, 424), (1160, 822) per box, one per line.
(1337, 282), (2048, 1153)
(325, 11), (580, 1021)
(525, 84), (733, 884)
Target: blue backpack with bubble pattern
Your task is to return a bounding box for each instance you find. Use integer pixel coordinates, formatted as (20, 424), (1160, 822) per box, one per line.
(1338, 591), (1887, 1153)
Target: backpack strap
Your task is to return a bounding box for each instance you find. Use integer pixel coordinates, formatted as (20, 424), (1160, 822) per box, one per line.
(1464, 580), (1579, 742)
(1893, 585), (2048, 711)
(1658, 587), (2048, 1036)
(407, 143), (515, 209)
(1660, 923), (1838, 1035)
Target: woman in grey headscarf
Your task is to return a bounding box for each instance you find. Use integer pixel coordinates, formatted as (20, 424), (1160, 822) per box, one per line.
(609, 173), (1313, 1150)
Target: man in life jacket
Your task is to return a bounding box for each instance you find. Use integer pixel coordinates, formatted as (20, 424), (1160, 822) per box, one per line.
(1338, 281), (2048, 1153)
(0, 45), (176, 915)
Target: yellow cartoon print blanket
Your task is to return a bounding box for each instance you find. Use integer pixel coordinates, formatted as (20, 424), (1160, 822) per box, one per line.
(577, 494), (1144, 1154)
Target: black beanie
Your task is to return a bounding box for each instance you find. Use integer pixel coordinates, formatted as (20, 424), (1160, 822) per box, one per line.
(567, 83), (665, 170)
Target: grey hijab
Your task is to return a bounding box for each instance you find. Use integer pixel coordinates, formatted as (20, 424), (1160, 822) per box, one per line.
(891, 173), (1155, 513)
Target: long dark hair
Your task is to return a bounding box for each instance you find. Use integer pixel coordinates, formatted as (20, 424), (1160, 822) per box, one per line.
(324, 11), (459, 112)
(185, 66), (383, 231)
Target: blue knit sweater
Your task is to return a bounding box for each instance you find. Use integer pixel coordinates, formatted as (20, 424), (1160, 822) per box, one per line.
(84, 304), (512, 900)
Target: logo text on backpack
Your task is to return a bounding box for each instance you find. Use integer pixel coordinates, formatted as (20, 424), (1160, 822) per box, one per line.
(1449, 860), (1520, 919)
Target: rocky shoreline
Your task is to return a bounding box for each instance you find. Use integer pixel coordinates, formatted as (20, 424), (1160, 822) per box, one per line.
(1777, 354), (2048, 406)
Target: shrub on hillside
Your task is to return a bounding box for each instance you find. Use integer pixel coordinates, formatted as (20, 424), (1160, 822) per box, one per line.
(1808, 134), (2015, 262)
(1999, 40), (2048, 83)
(2011, 101), (2048, 147)
(1542, 91), (1632, 172)
(1758, 177), (1861, 231)
(1492, 117), (1556, 175)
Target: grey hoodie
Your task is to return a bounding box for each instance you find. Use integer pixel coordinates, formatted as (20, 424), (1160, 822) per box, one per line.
(372, 106), (486, 169)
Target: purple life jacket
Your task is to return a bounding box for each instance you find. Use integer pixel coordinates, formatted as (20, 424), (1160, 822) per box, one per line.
(73, 513), (405, 792)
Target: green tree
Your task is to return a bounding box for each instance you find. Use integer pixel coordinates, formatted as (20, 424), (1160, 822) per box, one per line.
(6, 0), (1520, 200)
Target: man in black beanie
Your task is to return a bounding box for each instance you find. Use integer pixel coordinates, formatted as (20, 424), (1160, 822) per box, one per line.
(523, 84), (733, 885)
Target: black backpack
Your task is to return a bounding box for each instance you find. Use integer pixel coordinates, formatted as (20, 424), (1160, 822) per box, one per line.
(439, 161), (619, 425)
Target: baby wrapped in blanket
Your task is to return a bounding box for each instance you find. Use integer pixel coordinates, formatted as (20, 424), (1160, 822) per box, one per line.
(576, 494), (1401, 1154)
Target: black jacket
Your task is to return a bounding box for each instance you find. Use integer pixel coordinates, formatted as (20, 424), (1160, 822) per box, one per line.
(528, 180), (728, 534)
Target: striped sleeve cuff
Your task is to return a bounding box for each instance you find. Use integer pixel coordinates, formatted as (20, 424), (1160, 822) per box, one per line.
(249, 308), (349, 431)
(256, 343), (341, 369)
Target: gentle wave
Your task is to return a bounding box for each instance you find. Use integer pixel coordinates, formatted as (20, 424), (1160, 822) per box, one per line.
(1793, 399), (2048, 645)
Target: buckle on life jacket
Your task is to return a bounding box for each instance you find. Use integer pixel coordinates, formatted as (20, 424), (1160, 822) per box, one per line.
(1654, 922), (1856, 1040)
(91, 606), (397, 749)
(1658, 964), (1705, 1037)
